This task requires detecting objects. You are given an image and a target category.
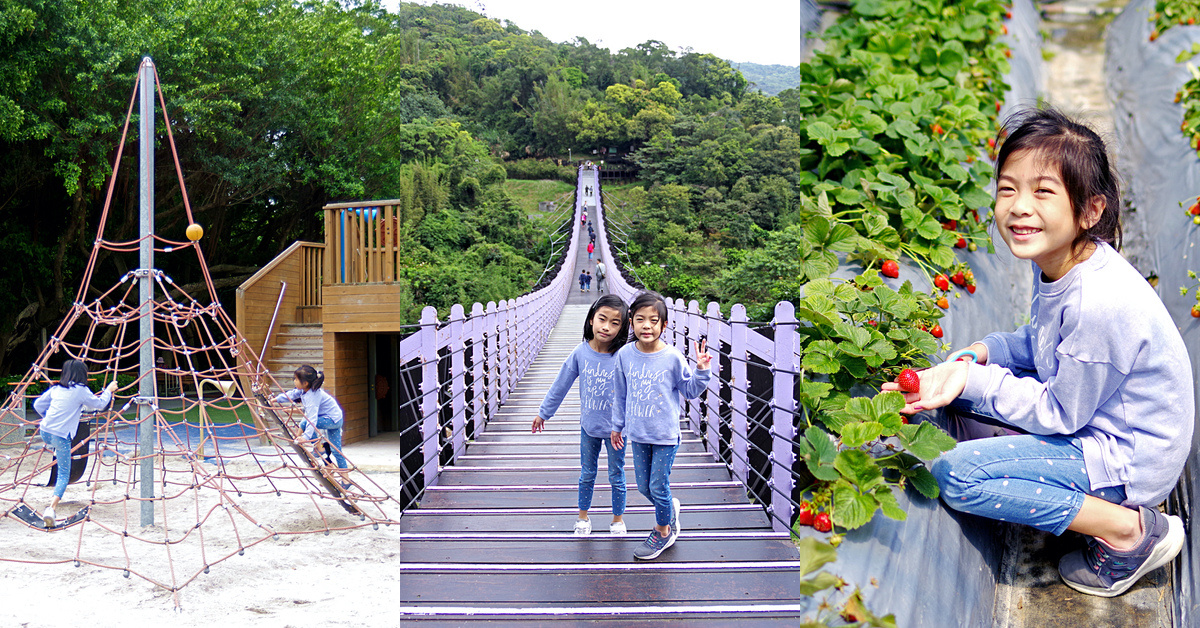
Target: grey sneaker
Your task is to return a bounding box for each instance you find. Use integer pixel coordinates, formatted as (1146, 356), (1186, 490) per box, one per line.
(633, 528), (676, 560)
(671, 497), (681, 537)
(1059, 506), (1185, 597)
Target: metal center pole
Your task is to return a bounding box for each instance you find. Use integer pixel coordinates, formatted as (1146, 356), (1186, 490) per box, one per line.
(137, 57), (156, 527)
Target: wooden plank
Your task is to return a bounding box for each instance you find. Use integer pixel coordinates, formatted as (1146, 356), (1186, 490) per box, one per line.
(416, 486), (749, 509)
(435, 467), (733, 485)
(399, 537), (799, 564)
(399, 568), (812, 605)
(397, 507), (772, 533)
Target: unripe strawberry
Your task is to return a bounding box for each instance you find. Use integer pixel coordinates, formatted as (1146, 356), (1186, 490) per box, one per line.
(1151, 30), (1159, 42)
(1001, 24), (1008, 35)
(937, 296), (949, 309)
(968, 242), (978, 252)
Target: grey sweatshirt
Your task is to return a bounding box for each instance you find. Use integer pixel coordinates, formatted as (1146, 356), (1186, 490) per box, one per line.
(962, 243), (1194, 506)
(612, 342), (710, 446)
(537, 342), (618, 439)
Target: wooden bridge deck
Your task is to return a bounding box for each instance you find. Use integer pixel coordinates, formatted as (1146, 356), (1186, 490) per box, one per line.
(399, 304), (811, 625)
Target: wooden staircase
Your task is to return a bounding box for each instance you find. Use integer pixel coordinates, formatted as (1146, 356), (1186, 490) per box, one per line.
(399, 304), (813, 625)
(265, 322), (323, 384)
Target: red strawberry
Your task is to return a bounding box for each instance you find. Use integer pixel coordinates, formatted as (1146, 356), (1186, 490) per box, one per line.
(1192, 305), (1200, 318)
(813, 512), (833, 533)
(966, 284), (976, 294)
(1190, 17), (1196, 25)
(867, 319), (878, 327)
(1005, 10), (1012, 19)
(881, 259), (900, 278)
(1001, 24), (1008, 35)
(932, 123), (945, 135)
(1190, 203), (1200, 216)
(934, 274), (950, 291)
(951, 271), (965, 286)
(931, 324), (944, 338)
(942, 220), (957, 230)
(1004, 48), (1013, 58)
(987, 137), (997, 149)
(995, 101), (1002, 114)
(937, 296), (949, 309)
(896, 368), (921, 393)
(796, 503), (815, 526)
(1150, 30), (1159, 42)
(955, 237), (967, 248)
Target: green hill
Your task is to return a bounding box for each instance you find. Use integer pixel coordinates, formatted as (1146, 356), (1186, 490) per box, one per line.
(730, 61), (801, 96)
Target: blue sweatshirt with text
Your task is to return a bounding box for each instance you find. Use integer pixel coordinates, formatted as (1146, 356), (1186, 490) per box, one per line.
(611, 342), (710, 446)
(537, 342), (618, 439)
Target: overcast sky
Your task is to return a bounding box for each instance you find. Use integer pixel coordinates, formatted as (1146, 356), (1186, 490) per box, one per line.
(388, 0), (808, 66)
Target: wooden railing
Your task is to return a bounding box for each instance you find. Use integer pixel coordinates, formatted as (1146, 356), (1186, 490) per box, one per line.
(235, 241), (325, 366)
(322, 200), (405, 284)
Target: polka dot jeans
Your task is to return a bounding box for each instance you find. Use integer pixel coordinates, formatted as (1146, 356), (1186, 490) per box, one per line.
(631, 440), (679, 527)
(931, 434), (1126, 536)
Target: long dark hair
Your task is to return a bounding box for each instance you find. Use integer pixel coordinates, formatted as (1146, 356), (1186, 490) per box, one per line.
(583, 294), (630, 354)
(994, 106), (1122, 253)
(293, 364), (325, 391)
(56, 359), (89, 388)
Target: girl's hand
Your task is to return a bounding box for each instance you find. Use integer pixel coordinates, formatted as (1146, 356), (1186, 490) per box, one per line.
(947, 342), (989, 364)
(531, 417), (545, 433)
(693, 338), (712, 371)
(610, 431), (624, 450)
(105, 381), (118, 394)
(880, 360), (971, 414)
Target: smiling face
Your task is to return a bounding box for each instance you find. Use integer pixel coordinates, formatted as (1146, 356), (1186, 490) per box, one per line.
(589, 306), (624, 349)
(631, 305), (665, 349)
(995, 148), (1101, 281)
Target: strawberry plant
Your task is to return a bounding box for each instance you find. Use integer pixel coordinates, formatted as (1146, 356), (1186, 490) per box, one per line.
(1151, 1), (1200, 40)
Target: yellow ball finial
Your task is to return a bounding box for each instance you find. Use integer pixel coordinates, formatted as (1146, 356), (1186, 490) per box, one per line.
(186, 223), (204, 241)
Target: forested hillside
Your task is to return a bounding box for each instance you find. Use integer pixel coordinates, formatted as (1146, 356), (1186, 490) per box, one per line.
(733, 61), (803, 95)
(0, 0), (746, 374)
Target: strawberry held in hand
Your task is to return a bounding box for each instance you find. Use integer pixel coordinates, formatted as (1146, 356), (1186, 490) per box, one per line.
(896, 368), (920, 393)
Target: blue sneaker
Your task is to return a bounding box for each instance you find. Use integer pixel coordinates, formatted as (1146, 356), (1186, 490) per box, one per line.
(633, 528), (676, 560)
(1058, 505), (1184, 597)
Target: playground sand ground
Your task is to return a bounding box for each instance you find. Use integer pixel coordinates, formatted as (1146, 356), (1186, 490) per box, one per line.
(0, 435), (404, 628)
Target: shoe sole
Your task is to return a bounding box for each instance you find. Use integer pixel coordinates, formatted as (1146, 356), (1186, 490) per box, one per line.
(1061, 514), (1185, 598)
(42, 514), (54, 528)
(634, 532), (677, 560)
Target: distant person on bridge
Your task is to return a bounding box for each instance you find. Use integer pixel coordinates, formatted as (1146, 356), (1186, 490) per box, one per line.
(587, 241), (594, 260)
(611, 292), (711, 560)
(532, 295), (631, 536)
(595, 262), (607, 294)
(883, 106), (1191, 599)
(578, 269), (587, 292)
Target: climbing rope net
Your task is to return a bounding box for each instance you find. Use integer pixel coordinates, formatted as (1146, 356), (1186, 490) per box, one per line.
(0, 60), (400, 599)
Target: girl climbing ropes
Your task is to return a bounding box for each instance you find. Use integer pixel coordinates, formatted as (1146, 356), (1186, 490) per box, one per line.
(611, 291), (711, 560)
(883, 106), (1192, 598)
(532, 295), (630, 536)
(275, 365), (349, 473)
(34, 359), (117, 527)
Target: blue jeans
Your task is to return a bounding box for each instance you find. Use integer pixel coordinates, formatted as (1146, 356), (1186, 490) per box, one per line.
(631, 441), (678, 527)
(932, 433), (1126, 536)
(42, 430), (72, 499)
(579, 429), (626, 514)
(312, 417), (348, 469)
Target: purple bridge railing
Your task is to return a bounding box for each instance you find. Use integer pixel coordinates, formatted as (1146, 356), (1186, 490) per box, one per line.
(400, 166), (806, 535)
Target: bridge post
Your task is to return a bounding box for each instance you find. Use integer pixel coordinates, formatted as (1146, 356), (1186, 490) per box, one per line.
(729, 305), (749, 485)
(687, 300), (703, 438)
(499, 299), (513, 404)
(769, 301), (797, 534)
(419, 305), (441, 489)
(469, 302), (485, 439)
(449, 303), (466, 461)
(485, 301), (498, 419)
(704, 301), (723, 459)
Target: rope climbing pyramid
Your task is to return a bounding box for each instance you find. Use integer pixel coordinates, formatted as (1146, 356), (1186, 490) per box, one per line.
(0, 58), (400, 600)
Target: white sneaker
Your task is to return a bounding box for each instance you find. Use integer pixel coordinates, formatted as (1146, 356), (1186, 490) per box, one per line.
(42, 506), (55, 528)
(671, 498), (681, 537)
(573, 518), (592, 536)
(609, 520), (627, 536)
